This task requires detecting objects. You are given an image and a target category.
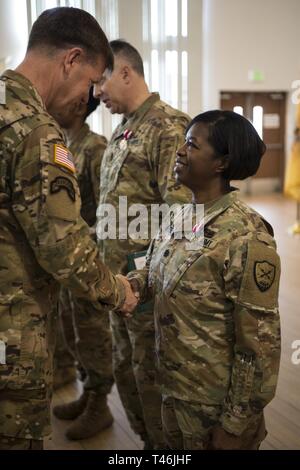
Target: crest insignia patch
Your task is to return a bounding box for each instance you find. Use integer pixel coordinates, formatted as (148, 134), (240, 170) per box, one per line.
(254, 261), (276, 292)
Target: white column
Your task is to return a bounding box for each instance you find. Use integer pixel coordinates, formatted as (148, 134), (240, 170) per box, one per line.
(0, 0), (28, 72)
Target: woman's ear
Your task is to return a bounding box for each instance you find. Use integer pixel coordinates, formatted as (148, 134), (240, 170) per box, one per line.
(215, 154), (230, 174)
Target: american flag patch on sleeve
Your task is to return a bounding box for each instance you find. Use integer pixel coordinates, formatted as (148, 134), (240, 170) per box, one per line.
(54, 144), (76, 173)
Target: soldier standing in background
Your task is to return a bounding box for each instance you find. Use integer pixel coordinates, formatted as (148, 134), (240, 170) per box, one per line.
(0, 8), (137, 450)
(94, 39), (191, 449)
(53, 89), (115, 440)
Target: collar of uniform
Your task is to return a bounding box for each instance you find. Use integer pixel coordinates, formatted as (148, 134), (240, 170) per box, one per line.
(2, 69), (45, 111)
(191, 189), (238, 234)
(126, 92), (160, 120)
(117, 92), (161, 137)
(203, 189), (238, 226)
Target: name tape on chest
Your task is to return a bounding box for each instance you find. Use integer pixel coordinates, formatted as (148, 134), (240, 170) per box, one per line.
(54, 144), (75, 173)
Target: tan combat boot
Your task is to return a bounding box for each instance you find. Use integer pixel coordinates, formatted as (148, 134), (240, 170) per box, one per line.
(65, 391), (113, 440)
(52, 390), (89, 420)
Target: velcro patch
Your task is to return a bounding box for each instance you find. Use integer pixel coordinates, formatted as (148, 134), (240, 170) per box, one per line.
(254, 261), (276, 292)
(54, 144), (75, 173)
(50, 176), (75, 202)
(238, 241), (280, 310)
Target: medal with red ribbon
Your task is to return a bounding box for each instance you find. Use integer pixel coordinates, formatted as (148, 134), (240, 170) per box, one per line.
(119, 129), (134, 150)
(192, 222), (204, 234)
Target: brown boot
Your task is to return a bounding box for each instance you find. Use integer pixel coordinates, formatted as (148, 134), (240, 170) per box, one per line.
(52, 390), (89, 420)
(65, 391), (113, 440)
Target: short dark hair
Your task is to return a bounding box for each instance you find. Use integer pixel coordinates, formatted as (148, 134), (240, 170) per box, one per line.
(187, 110), (266, 180)
(110, 39), (144, 77)
(27, 7), (113, 69)
(84, 87), (100, 120)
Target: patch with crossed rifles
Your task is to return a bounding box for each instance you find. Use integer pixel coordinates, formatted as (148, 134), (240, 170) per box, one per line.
(254, 261), (276, 292)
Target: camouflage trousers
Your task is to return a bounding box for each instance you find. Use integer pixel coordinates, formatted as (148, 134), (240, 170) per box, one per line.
(162, 395), (266, 450)
(54, 288), (114, 394)
(110, 309), (164, 448)
(0, 435), (43, 450)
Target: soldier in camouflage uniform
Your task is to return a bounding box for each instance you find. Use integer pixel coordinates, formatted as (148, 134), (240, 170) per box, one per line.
(53, 89), (115, 440)
(0, 8), (137, 450)
(128, 110), (281, 450)
(94, 40), (191, 449)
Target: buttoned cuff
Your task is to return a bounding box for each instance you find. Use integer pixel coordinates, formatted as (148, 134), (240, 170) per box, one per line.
(126, 272), (148, 303)
(219, 404), (249, 436)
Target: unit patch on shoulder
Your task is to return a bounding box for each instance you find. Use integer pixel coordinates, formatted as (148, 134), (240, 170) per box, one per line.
(237, 240), (280, 310)
(54, 144), (75, 173)
(254, 261), (276, 292)
(50, 176), (75, 202)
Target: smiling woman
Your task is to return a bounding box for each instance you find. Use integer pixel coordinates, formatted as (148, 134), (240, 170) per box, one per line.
(175, 110), (266, 201)
(128, 110), (281, 450)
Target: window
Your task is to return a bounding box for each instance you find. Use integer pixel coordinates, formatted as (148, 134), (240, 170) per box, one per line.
(233, 106), (244, 116)
(253, 105), (263, 139)
(27, 0), (119, 137)
(143, 0), (193, 113)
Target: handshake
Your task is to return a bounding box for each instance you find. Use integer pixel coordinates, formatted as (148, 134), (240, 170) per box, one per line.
(116, 274), (140, 318)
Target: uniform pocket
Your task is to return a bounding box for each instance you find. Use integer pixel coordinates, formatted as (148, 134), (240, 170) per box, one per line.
(100, 148), (130, 197)
(0, 303), (22, 390)
(163, 251), (204, 297)
(0, 301), (50, 391)
(44, 165), (80, 222)
(228, 351), (255, 413)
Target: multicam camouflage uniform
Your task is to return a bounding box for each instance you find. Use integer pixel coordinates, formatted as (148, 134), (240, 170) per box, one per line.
(128, 190), (281, 450)
(0, 70), (125, 449)
(54, 124), (113, 395)
(97, 93), (191, 447)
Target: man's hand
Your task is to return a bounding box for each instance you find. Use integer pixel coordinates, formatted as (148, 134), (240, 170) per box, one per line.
(116, 274), (140, 317)
(211, 425), (243, 450)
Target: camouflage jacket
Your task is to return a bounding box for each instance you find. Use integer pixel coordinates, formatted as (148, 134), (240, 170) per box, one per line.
(0, 70), (124, 438)
(97, 93), (191, 273)
(128, 191), (281, 436)
(69, 123), (106, 227)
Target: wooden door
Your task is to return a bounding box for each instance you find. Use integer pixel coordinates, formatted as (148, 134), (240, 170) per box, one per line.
(220, 91), (286, 188)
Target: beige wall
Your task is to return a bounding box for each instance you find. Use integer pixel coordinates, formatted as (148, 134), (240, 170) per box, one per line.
(1, 0), (299, 163)
(201, 0), (300, 165)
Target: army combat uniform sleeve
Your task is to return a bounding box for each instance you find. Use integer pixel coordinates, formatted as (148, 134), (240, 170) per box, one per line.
(13, 124), (125, 309)
(126, 239), (156, 303)
(220, 232), (281, 436)
(89, 136), (107, 207)
(152, 122), (191, 205)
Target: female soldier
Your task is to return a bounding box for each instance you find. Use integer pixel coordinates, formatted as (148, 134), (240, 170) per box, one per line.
(127, 110), (281, 450)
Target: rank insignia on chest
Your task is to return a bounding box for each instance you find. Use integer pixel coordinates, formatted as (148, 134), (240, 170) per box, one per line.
(254, 260), (276, 292)
(54, 144), (75, 173)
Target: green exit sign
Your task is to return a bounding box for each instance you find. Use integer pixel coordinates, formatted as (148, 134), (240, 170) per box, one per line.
(248, 70), (265, 82)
